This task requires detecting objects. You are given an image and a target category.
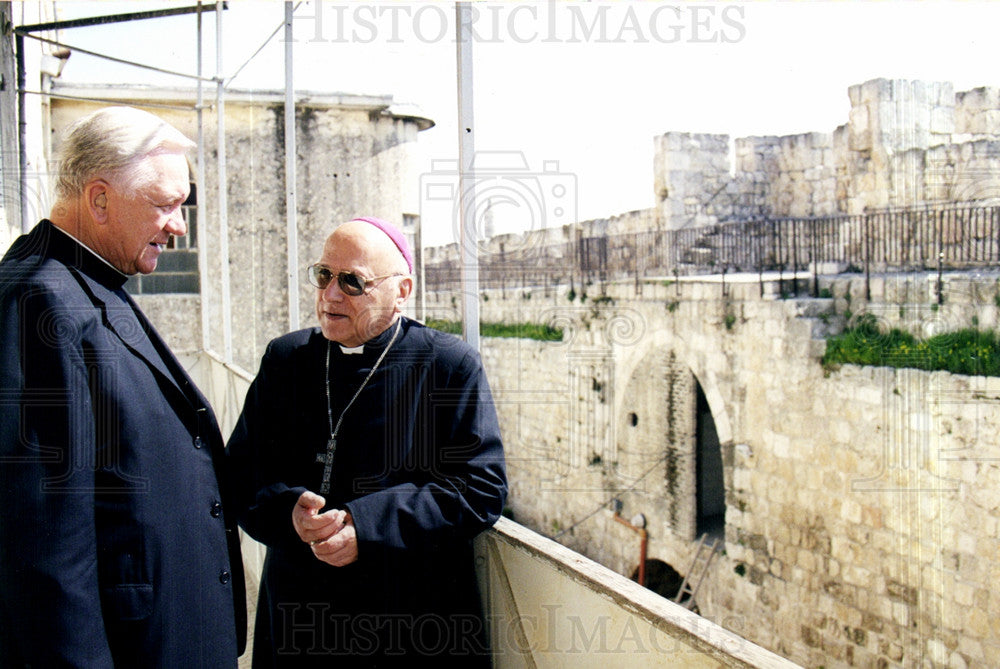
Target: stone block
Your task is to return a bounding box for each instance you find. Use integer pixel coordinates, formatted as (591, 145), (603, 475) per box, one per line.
(848, 106), (872, 152)
(931, 105), (956, 135)
(927, 638), (951, 666)
(954, 581), (976, 607)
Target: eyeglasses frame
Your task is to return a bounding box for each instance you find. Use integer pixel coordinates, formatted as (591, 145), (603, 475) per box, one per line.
(307, 264), (406, 296)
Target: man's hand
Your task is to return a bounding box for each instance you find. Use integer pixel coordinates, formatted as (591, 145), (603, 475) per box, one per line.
(292, 490), (346, 544)
(291, 490), (358, 566)
(309, 514), (359, 567)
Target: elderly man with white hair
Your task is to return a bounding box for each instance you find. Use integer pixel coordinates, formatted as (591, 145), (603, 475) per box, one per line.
(0, 106), (246, 667)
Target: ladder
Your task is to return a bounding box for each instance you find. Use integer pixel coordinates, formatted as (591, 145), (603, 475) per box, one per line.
(674, 533), (720, 610)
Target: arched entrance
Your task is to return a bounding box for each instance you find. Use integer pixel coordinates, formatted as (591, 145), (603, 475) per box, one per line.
(695, 380), (725, 540)
(616, 345), (729, 543)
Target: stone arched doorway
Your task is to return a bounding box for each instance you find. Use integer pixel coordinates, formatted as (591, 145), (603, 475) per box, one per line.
(616, 347), (729, 543)
(695, 379), (725, 540)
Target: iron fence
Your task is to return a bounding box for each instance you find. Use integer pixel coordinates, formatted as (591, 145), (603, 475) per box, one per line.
(424, 202), (1000, 296)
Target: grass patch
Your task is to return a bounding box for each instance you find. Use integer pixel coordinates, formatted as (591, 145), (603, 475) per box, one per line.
(424, 319), (463, 335)
(822, 314), (1000, 377)
(424, 319), (564, 342)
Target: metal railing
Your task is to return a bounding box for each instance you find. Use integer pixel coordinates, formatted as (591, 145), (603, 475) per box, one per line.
(424, 202), (1000, 297)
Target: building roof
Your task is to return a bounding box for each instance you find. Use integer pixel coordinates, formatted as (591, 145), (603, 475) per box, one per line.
(50, 82), (435, 130)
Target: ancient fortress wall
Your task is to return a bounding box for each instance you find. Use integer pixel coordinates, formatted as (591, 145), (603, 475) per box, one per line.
(427, 78), (1000, 273)
(423, 272), (1000, 668)
(657, 79), (1000, 231)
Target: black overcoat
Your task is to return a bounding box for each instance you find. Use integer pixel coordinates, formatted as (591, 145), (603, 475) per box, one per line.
(0, 221), (246, 667)
(228, 319), (508, 667)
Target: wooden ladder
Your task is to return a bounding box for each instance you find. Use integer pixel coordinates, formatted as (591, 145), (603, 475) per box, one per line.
(674, 533), (720, 610)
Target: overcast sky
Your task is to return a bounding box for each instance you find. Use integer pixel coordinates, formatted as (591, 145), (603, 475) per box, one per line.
(40, 1), (1000, 245)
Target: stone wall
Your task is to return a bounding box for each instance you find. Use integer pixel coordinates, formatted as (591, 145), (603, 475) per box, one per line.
(955, 87), (1000, 137)
(425, 271), (1000, 667)
(654, 78), (1000, 229)
(653, 132), (735, 227)
(736, 132), (838, 218)
(424, 79), (1000, 281)
(421, 207), (660, 271)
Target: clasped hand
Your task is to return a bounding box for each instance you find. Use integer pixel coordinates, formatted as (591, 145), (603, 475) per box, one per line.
(292, 490), (358, 567)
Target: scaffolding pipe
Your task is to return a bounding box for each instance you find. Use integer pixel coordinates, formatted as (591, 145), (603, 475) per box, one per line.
(16, 31), (215, 83)
(284, 2), (299, 331)
(15, 3), (226, 33)
(196, 2), (211, 352)
(216, 0), (233, 362)
(455, 2), (479, 349)
(613, 511), (648, 587)
(15, 32), (28, 233)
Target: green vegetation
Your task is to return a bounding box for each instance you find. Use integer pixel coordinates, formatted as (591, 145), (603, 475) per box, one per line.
(424, 319), (564, 342)
(822, 314), (1000, 377)
(424, 319), (463, 335)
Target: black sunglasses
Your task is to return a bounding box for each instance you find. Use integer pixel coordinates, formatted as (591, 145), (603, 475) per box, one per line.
(307, 264), (403, 296)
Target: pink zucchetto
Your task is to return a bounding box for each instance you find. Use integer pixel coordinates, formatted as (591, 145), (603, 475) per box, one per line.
(351, 216), (414, 274)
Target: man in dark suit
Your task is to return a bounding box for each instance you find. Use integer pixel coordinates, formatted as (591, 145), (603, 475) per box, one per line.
(228, 218), (507, 667)
(0, 106), (246, 667)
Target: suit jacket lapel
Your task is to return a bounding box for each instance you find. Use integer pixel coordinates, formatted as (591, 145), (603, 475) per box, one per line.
(113, 288), (225, 448)
(116, 286), (213, 416)
(37, 221), (208, 422)
(70, 266), (189, 405)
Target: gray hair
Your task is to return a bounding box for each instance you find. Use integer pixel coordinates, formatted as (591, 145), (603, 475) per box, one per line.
(54, 106), (195, 201)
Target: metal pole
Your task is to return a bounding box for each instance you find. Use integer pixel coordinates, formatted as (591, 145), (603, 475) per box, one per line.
(196, 2), (211, 352)
(456, 2), (479, 349)
(864, 212), (872, 302)
(937, 251), (944, 305)
(216, 0), (233, 362)
(810, 219), (818, 298)
(415, 217), (425, 322)
(16, 33), (29, 233)
(284, 2), (299, 331)
(16, 3), (227, 33)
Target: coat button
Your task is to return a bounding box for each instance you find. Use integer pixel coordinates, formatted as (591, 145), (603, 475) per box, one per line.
(193, 436), (204, 449)
(210, 502), (223, 518)
(219, 570), (231, 584)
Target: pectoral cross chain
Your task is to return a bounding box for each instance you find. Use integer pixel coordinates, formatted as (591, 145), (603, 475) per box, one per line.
(318, 320), (401, 497)
(315, 438), (336, 494)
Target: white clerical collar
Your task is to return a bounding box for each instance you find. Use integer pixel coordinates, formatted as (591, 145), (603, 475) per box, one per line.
(337, 319), (403, 355)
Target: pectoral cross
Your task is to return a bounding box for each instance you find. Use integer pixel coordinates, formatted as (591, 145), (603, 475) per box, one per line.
(315, 438), (336, 494)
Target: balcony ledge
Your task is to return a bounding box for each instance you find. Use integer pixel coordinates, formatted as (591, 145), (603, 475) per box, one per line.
(476, 517), (800, 668)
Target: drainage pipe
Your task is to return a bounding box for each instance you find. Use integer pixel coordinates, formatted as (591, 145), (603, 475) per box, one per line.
(613, 511), (647, 587)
